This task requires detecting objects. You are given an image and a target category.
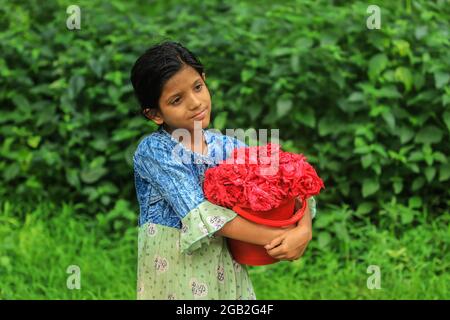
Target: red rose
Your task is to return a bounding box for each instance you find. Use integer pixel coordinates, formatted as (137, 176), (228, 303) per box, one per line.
(204, 143), (325, 212)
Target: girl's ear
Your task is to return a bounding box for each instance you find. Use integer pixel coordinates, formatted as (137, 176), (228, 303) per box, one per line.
(143, 108), (164, 125)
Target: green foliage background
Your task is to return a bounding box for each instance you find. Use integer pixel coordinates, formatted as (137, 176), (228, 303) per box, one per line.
(0, 0), (449, 299)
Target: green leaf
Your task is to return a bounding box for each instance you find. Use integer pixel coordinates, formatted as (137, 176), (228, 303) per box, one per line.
(318, 116), (336, 137)
(400, 210), (414, 224)
(88, 58), (102, 77)
(80, 167), (107, 184)
(90, 139), (108, 151)
(276, 98), (292, 118)
(413, 72), (425, 90)
(422, 144), (433, 165)
(361, 154), (373, 168)
(25, 176), (41, 189)
(3, 163), (20, 181)
(393, 39), (411, 57)
(408, 150), (423, 162)
(101, 195), (111, 206)
(66, 169), (80, 188)
(362, 178), (379, 197)
(338, 178), (351, 194)
(320, 33), (338, 46)
(290, 54), (300, 73)
(443, 111), (450, 132)
(241, 69), (255, 82)
(375, 86), (402, 99)
(368, 53), (388, 80)
(104, 71), (122, 86)
(295, 37), (313, 50)
(394, 67), (413, 92)
(424, 167), (436, 182)
(213, 111), (228, 130)
(439, 164), (450, 182)
(80, 158), (107, 184)
(68, 75), (85, 99)
(372, 164), (381, 175)
(348, 92), (365, 102)
(12, 94), (30, 110)
(393, 179), (403, 194)
(382, 111), (396, 130)
(271, 47), (293, 57)
(356, 202), (373, 215)
(414, 25), (428, 39)
(294, 108), (316, 128)
(334, 223), (349, 242)
(314, 214), (334, 229)
(434, 72), (450, 89)
(27, 136), (41, 149)
(433, 152), (447, 163)
(408, 163), (420, 173)
(318, 232), (331, 249)
(414, 126), (443, 144)
(112, 129), (139, 142)
(248, 103), (262, 121)
(408, 196), (422, 209)
(398, 126), (414, 144)
(411, 177), (425, 191)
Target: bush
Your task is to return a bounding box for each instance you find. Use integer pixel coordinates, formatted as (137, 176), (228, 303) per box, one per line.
(1, 199), (448, 299)
(0, 0), (448, 221)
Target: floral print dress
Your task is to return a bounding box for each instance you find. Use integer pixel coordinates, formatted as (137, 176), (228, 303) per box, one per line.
(133, 126), (317, 300)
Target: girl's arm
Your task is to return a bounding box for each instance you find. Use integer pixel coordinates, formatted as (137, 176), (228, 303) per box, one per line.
(215, 216), (293, 245)
(264, 198), (313, 261)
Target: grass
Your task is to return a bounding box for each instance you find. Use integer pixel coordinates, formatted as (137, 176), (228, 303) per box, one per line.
(251, 220), (449, 299)
(0, 199), (448, 299)
(0, 200), (137, 299)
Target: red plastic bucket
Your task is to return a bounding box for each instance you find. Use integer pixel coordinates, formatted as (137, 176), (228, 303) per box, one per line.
(228, 196), (308, 266)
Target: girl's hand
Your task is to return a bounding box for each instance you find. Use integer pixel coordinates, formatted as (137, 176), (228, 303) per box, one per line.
(264, 198), (313, 261)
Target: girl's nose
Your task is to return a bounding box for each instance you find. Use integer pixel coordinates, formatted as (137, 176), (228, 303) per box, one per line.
(188, 95), (202, 110)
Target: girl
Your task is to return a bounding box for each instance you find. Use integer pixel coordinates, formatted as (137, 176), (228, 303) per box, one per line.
(130, 41), (317, 300)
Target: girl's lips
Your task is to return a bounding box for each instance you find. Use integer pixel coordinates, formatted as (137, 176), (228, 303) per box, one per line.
(191, 109), (207, 120)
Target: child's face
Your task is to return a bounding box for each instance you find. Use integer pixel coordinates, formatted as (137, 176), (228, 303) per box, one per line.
(146, 65), (211, 133)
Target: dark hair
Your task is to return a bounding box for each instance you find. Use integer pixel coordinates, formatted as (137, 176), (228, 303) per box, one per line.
(130, 40), (205, 120)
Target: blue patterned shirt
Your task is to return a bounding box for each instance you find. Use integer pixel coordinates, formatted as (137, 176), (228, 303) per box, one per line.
(133, 126), (247, 228)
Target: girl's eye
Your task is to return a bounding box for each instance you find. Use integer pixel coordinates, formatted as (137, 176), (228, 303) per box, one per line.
(171, 85), (202, 105)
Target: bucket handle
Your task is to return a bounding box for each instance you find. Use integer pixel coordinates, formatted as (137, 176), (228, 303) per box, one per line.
(231, 196), (308, 227)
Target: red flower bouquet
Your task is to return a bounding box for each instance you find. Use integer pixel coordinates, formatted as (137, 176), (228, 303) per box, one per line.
(204, 143), (325, 266)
